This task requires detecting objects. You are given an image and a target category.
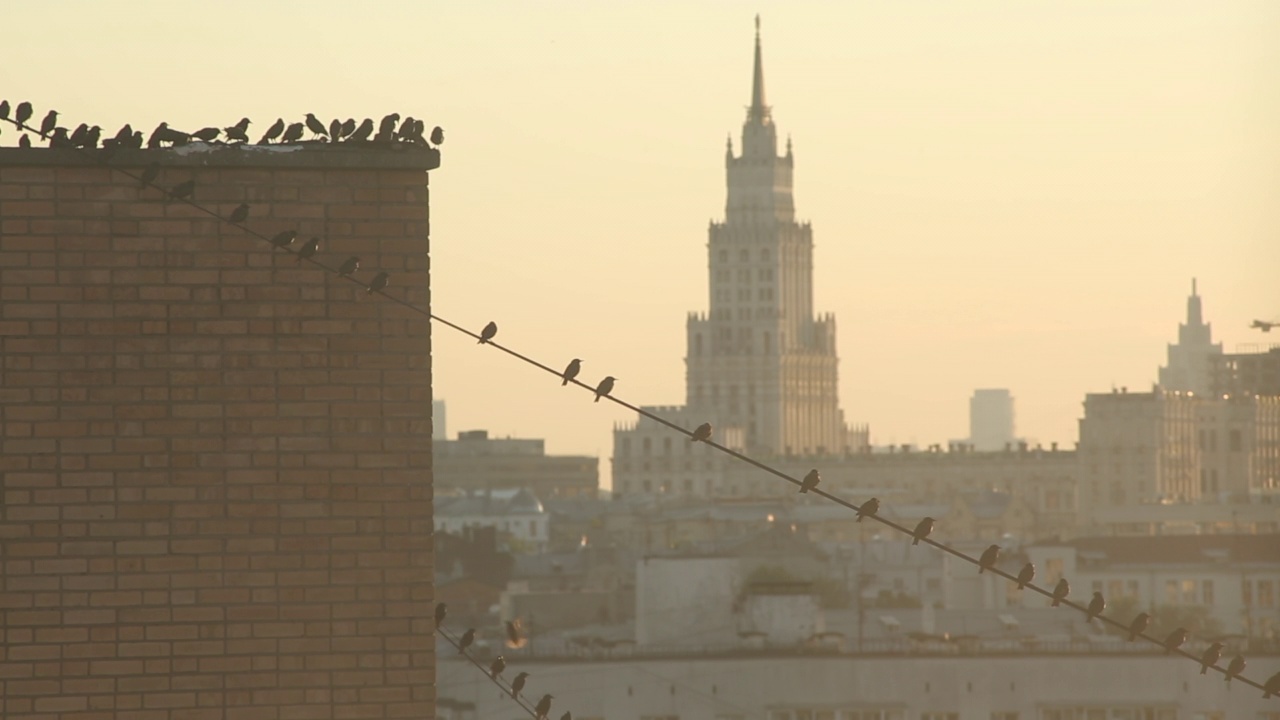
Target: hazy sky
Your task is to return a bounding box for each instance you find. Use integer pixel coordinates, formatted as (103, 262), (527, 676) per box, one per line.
(7, 2), (1278, 488)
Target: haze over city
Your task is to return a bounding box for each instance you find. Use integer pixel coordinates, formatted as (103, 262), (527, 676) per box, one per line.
(7, 1), (1278, 488)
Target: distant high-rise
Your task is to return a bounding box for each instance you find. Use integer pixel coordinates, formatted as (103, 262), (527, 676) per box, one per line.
(967, 389), (1017, 451)
(432, 399), (447, 441)
(1158, 279), (1222, 395)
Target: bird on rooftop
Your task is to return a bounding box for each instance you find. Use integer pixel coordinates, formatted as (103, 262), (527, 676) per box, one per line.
(148, 122), (169, 148)
(534, 694), (554, 720)
(228, 203), (249, 224)
(397, 116), (416, 141)
(1086, 592), (1105, 622)
(304, 113), (327, 141)
(561, 358), (582, 386)
(167, 179), (195, 203)
(341, 118), (356, 138)
(111, 124), (133, 146)
(281, 122), (305, 144)
(799, 469), (820, 494)
(1127, 612), (1150, 642)
(691, 423), (712, 443)
(1051, 578), (1069, 607)
(856, 497), (880, 522)
(259, 118), (284, 145)
(328, 118), (342, 141)
(270, 230), (297, 248)
(506, 619), (527, 649)
(348, 118), (374, 142)
(1225, 654), (1246, 685)
(337, 257), (360, 278)
(224, 118), (251, 143)
(39, 110), (58, 138)
(191, 127), (220, 143)
(594, 376), (616, 403)
(0, 100), (9, 119)
(374, 113), (400, 142)
(1015, 563), (1035, 590)
(68, 123), (89, 146)
(510, 672), (529, 699)
(19, 134), (31, 148)
(478, 321), (498, 344)
(1164, 627), (1187, 654)
(367, 272), (390, 294)
(15, 101), (33, 126)
(295, 237), (319, 265)
(430, 126), (444, 145)
(434, 602), (447, 627)
(140, 162), (160, 188)
(458, 628), (475, 654)
(48, 127), (72, 148)
(489, 655), (506, 679)
(978, 545), (1000, 574)
(1199, 642), (1223, 675)
(128, 131), (144, 149)
(912, 517), (934, 546)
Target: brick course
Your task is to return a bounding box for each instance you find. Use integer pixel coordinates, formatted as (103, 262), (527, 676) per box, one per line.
(0, 144), (437, 720)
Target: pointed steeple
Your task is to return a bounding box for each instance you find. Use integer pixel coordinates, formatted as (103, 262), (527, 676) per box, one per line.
(749, 15), (770, 123)
(1186, 277), (1202, 325)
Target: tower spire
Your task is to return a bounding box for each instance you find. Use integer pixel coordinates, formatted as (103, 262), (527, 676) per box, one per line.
(749, 15), (769, 123)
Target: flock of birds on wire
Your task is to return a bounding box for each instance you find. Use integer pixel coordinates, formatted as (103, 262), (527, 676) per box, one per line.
(0, 99), (443, 151)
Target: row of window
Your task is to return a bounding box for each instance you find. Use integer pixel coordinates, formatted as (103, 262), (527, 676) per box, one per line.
(715, 268), (777, 282)
(717, 249), (773, 263)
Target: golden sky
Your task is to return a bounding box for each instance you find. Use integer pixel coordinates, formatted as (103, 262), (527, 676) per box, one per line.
(7, 1), (1278, 488)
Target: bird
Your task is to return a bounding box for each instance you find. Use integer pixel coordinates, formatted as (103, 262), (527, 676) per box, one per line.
(167, 179), (195, 203)
(224, 118), (250, 142)
(457, 628), (475, 654)
(430, 126), (444, 145)
(1050, 578), (1069, 607)
(478, 321), (498, 344)
(488, 655), (506, 679)
(407, 119), (427, 144)
(434, 602), (447, 627)
(1225, 654), (1246, 685)
(259, 118), (284, 144)
(505, 619), (527, 649)
(510, 672), (529, 699)
(560, 713), (572, 720)
(348, 118), (374, 142)
(0, 100), (8, 119)
(912, 517), (934, 546)
(534, 694), (553, 720)
(1015, 563), (1035, 590)
(367, 272), (390, 294)
(594, 376), (616, 403)
(48, 127), (72, 149)
(1264, 671), (1280, 699)
(375, 113), (400, 142)
(799, 469), (820, 494)
(139, 163), (160, 188)
(1127, 612), (1150, 642)
(69, 123), (89, 146)
(19, 133), (31, 148)
(978, 545), (1000, 574)
(856, 497), (880, 522)
(15, 101), (33, 126)
(111, 124), (134, 146)
(128, 131), (144, 149)
(270, 230), (297, 248)
(340, 118), (356, 138)
(396, 116), (416, 141)
(39, 110), (58, 138)
(1163, 627), (1187, 654)
(561, 358), (582, 386)
(337, 257), (360, 277)
(305, 113), (328, 140)
(228, 203), (250, 224)
(281, 122), (305, 144)
(328, 118), (342, 141)
(1199, 642), (1223, 675)
(295, 237), (320, 265)
(1086, 592), (1105, 622)
(191, 126), (220, 142)
(691, 422), (712, 443)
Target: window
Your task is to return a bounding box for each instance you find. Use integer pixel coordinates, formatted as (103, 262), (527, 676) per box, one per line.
(1182, 580), (1196, 604)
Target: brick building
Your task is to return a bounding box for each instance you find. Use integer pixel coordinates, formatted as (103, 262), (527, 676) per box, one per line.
(0, 140), (437, 718)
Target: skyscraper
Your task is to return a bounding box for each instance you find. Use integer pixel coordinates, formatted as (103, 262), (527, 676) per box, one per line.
(968, 388), (1016, 452)
(1157, 279), (1223, 395)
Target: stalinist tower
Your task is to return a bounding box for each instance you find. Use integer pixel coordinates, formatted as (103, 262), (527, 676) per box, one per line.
(612, 19), (866, 498)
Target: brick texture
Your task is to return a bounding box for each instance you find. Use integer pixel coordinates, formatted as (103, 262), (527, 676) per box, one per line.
(0, 147), (436, 720)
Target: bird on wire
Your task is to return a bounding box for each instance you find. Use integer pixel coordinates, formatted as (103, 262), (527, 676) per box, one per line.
(228, 203), (249, 224)
(799, 469), (820, 494)
(457, 628), (475, 654)
(1086, 591), (1105, 622)
(489, 655), (506, 680)
(270, 230), (297, 249)
(1199, 642), (1223, 675)
(337, 257), (360, 278)
(167, 179), (195, 203)
(691, 423), (712, 443)
(1127, 612), (1150, 642)
(1050, 578), (1069, 607)
(1225, 654), (1246, 685)
(0, 100), (9, 119)
(367, 272), (390, 294)
(434, 602), (447, 628)
(594, 376), (616, 403)
(912, 517), (934, 546)
(561, 358), (582, 386)
(856, 497), (880, 522)
(1015, 563), (1035, 590)
(39, 109), (58, 138)
(478, 321), (498, 344)
(978, 544), (1000, 574)
(295, 237), (320, 265)
(534, 694), (554, 720)
(140, 163), (160, 188)
(510, 672), (529, 699)
(1164, 627), (1187, 654)
(15, 101), (33, 126)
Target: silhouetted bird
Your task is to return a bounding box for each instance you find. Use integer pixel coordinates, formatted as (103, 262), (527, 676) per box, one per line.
(1127, 612), (1150, 642)
(128, 131), (144, 149)
(305, 113), (327, 140)
(225, 118), (250, 142)
(799, 469), (820, 494)
(505, 619), (527, 649)
(594, 376), (616, 402)
(856, 497), (879, 522)
(978, 544), (1000, 574)
(489, 655), (506, 679)
(112, 124), (133, 146)
(691, 422), (712, 443)
(1200, 642), (1223, 675)
(510, 672), (529, 699)
(295, 237), (319, 264)
(1225, 654), (1246, 685)
(397, 116), (415, 141)
(1164, 627), (1187, 654)
(39, 110), (58, 138)
(281, 122), (304, 144)
(341, 118), (356, 138)
(191, 127), (220, 142)
(327, 118), (341, 141)
(48, 128), (72, 148)
(1264, 671), (1280, 699)
(83, 125), (101, 149)
(1086, 591), (1105, 622)
(270, 230), (297, 248)
(1015, 563), (1035, 590)
(148, 122), (170, 148)
(1051, 578), (1069, 607)
(912, 517), (934, 546)
(337, 256), (360, 277)
(69, 123), (89, 146)
(534, 694), (553, 720)
(560, 712), (572, 720)
(19, 133), (31, 148)
(140, 163), (160, 188)
(458, 628), (475, 654)
(375, 113), (400, 142)
(0, 100), (9, 119)
(477, 321), (498, 344)
(434, 602), (447, 627)
(259, 118), (284, 144)
(367, 272), (390, 294)
(408, 119), (427, 144)
(15, 101), (33, 126)
(348, 118), (374, 142)
(562, 358), (582, 386)
(228, 203), (250, 224)
(430, 126), (444, 145)
(168, 179), (195, 203)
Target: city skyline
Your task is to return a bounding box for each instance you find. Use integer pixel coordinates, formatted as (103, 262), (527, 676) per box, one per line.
(8, 2), (1277, 489)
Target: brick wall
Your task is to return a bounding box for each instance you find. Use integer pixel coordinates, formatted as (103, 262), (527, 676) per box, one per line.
(0, 144), (437, 720)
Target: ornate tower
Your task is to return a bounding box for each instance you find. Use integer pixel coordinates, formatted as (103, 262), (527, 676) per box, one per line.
(684, 18), (857, 456)
(1158, 278), (1223, 395)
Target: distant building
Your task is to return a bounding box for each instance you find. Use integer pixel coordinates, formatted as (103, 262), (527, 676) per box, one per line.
(434, 487), (551, 553)
(1210, 344), (1280, 397)
(434, 430), (598, 498)
(967, 388), (1017, 451)
(432, 399), (447, 440)
(1158, 279), (1223, 395)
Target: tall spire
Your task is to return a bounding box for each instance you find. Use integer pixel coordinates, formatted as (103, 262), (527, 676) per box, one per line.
(749, 15), (769, 123)
(1186, 277), (1203, 325)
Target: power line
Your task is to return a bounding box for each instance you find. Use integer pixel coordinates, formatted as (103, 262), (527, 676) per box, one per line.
(437, 624), (565, 720)
(3, 109), (1277, 700)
